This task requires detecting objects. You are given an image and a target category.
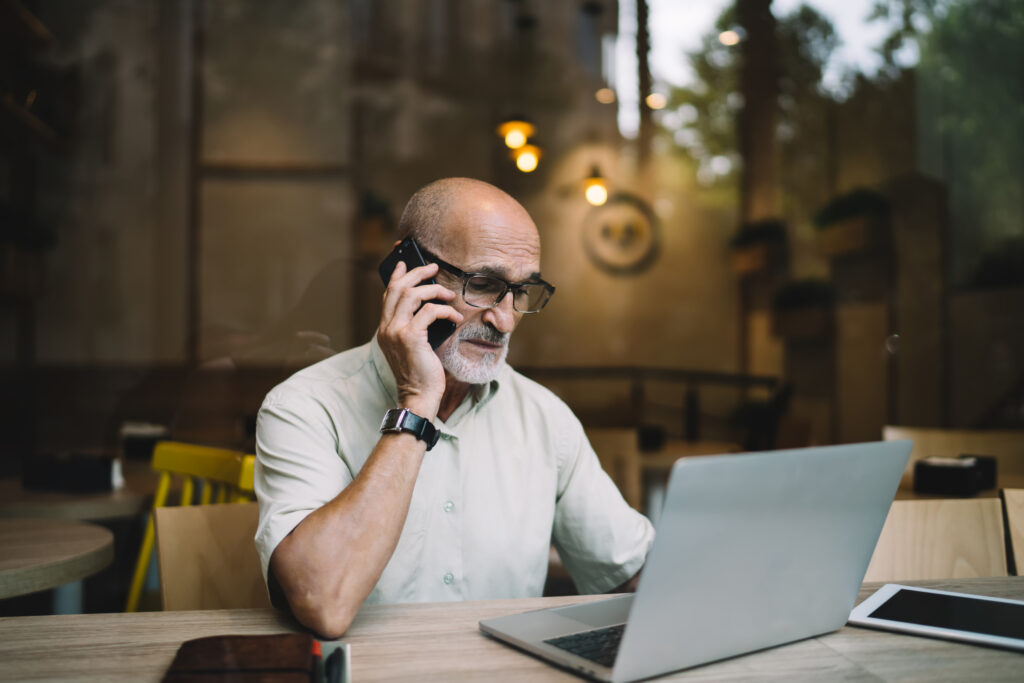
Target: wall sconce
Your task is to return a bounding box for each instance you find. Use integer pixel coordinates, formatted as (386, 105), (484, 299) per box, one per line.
(583, 165), (608, 206)
(513, 143), (541, 173)
(497, 117), (535, 150)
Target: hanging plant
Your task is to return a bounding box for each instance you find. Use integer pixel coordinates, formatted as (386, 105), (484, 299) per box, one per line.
(814, 188), (890, 257)
(729, 218), (787, 276)
(771, 278), (835, 340)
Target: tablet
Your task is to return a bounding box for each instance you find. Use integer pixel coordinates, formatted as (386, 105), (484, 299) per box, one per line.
(848, 584), (1024, 652)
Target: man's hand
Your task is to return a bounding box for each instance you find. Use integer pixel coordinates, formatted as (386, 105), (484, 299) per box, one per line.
(377, 261), (462, 419)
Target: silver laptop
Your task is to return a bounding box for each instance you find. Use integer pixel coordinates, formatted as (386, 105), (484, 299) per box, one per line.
(480, 441), (911, 682)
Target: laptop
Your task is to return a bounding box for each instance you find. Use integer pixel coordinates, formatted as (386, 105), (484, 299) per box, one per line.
(479, 441), (912, 682)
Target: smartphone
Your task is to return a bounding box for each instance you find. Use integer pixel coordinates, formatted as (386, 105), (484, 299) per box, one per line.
(378, 238), (457, 349)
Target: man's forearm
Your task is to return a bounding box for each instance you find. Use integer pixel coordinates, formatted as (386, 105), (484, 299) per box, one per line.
(269, 431), (427, 638)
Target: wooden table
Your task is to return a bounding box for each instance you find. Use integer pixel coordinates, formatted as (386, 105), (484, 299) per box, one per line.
(894, 473), (1024, 500)
(0, 577), (1020, 681)
(0, 518), (114, 600)
(0, 460), (159, 521)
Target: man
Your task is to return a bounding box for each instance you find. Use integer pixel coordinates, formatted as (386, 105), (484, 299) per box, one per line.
(255, 178), (654, 638)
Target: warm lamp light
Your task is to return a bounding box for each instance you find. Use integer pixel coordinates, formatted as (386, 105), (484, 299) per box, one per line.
(595, 87), (616, 104)
(513, 144), (541, 173)
(645, 92), (667, 110)
(719, 30), (741, 46)
(583, 166), (608, 206)
(497, 118), (535, 149)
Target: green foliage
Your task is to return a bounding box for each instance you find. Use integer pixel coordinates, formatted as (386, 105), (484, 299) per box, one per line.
(868, 0), (950, 74)
(661, 3), (839, 187)
(772, 279), (836, 311)
(916, 0), (1024, 282)
(729, 219), (787, 248)
(812, 188), (889, 229)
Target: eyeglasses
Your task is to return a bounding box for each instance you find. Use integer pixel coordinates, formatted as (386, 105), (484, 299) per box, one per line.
(419, 247), (555, 314)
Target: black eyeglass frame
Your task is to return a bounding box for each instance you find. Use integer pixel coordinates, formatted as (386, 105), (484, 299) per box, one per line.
(419, 246), (556, 313)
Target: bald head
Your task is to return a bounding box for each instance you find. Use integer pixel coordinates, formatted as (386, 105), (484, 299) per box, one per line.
(397, 178), (538, 255)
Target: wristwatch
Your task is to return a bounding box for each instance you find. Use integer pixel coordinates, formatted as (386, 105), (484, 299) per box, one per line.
(379, 408), (440, 451)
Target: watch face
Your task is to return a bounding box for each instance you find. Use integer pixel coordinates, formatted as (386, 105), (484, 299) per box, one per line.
(380, 409), (407, 431)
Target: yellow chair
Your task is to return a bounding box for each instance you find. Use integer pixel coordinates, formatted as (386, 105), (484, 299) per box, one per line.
(154, 502), (270, 610)
(125, 441), (256, 612)
(1003, 489), (1024, 575)
(863, 499), (1008, 582)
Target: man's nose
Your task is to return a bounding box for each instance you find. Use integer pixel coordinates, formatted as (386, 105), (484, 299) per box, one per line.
(483, 291), (518, 334)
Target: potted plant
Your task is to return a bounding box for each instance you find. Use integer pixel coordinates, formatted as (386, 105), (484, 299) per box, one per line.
(729, 218), (787, 276)
(813, 188), (889, 257)
(771, 279), (836, 340)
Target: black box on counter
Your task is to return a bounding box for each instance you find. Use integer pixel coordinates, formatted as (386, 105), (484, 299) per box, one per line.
(913, 455), (997, 496)
(22, 451), (118, 493)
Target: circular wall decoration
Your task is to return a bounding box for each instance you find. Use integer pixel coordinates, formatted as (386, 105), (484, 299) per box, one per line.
(582, 192), (661, 275)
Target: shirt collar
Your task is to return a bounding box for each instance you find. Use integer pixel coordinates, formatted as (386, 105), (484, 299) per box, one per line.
(369, 335), (504, 426)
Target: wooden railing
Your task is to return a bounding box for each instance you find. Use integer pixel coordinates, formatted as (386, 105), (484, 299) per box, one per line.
(517, 366), (780, 441)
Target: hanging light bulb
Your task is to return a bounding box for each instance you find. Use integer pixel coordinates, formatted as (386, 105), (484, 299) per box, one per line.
(583, 165), (608, 206)
(496, 117), (535, 150)
(513, 144), (541, 173)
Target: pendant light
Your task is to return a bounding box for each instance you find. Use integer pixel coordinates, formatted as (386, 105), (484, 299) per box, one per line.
(583, 165), (608, 205)
(513, 143), (542, 173)
(496, 117), (535, 150)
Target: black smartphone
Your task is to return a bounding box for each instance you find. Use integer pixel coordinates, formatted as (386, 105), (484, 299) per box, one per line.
(378, 238), (457, 349)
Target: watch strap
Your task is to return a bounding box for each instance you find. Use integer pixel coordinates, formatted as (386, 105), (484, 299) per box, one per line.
(379, 408), (440, 451)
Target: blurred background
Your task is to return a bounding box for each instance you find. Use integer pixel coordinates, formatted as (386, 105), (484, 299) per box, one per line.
(1, 0), (1022, 467)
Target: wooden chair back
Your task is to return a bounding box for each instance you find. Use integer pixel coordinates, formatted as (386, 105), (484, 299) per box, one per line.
(154, 502), (270, 610)
(584, 428), (642, 510)
(125, 441), (256, 612)
(883, 426), (1024, 489)
(1003, 489), (1024, 575)
(864, 499), (1008, 582)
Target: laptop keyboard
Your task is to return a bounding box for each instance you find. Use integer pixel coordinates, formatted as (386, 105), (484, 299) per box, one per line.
(544, 623), (625, 668)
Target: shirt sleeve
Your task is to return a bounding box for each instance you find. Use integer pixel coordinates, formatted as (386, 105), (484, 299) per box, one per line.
(551, 417), (655, 594)
(253, 385), (353, 583)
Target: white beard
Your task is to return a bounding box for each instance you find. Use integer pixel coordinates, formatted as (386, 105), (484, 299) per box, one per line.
(440, 322), (510, 384)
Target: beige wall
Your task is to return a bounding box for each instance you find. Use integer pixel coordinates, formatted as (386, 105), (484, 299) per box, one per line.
(513, 149), (739, 372)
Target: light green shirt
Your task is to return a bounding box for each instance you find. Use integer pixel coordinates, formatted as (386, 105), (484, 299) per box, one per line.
(254, 337), (654, 604)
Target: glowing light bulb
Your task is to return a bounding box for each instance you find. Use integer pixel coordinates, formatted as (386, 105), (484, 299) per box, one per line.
(504, 128), (527, 149)
(719, 30), (740, 46)
(583, 166), (608, 206)
(514, 144), (540, 173)
(595, 88), (616, 104)
(496, 119), (535, 150)
(585, 182), (608, 206)
(645, 92), (667, 110)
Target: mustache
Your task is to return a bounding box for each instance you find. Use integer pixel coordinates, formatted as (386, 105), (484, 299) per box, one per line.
(458, 322), (509, 346)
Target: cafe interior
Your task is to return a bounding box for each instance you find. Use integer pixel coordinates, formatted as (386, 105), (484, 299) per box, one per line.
(1, 0), (1023, 680)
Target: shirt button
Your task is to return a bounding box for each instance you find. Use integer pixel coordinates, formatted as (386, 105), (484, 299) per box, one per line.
(443, 572), (454, 585)
(443, 500), (455, 513)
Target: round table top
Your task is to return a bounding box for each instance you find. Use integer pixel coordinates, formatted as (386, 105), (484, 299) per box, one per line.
(0, 518), (115, 599)
(0, 460), (158, 521)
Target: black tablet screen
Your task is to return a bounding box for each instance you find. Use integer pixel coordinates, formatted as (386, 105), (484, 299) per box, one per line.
(869, 589), (1024, 640)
